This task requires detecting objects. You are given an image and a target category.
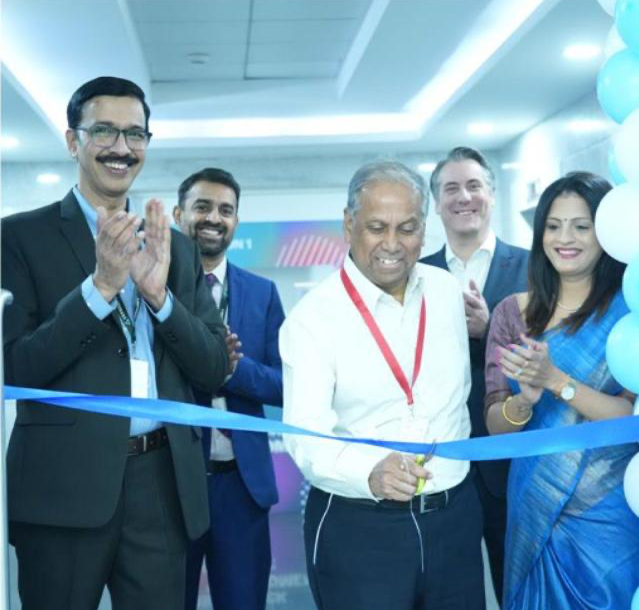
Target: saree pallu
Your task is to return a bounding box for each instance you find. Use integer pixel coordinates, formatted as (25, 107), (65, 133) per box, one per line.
(491, 292), (639, 609)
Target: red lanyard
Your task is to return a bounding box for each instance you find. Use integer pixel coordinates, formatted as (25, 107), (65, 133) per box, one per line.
(340, 267), (426, 406)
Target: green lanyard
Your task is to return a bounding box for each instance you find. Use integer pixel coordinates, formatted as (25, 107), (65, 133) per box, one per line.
(114, 293), (142, 350)
(218, 275), (229, 323)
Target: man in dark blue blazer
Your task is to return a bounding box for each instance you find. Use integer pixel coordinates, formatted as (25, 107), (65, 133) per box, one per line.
(420, 147), (528, 605)
(174, 168), (285, 610)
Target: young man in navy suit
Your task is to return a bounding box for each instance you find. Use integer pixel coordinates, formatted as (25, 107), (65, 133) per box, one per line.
(174, 167), (285, 610)
(420, 147), (528, 605)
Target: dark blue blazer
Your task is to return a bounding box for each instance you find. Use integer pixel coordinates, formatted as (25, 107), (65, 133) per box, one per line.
(420, 238), (529, 497)
(198, 262), (285, 509)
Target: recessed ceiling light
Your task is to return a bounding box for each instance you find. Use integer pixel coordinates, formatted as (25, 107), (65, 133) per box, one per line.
(1, 135), (20, 149)
(563, 44), (601, 61)
(501, 162), (524, 170)
(417, 162), (437, 173)
(468, 122), (494, 135)
(567, 119), (607, 133)
(187, 52), (210, 65)
(36, 173), (61, 184)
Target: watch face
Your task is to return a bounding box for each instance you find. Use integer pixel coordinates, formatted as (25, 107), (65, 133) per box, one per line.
(560, 382), (576, 401)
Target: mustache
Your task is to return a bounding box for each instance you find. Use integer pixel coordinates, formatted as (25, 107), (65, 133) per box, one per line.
(97, 154), (138, 166)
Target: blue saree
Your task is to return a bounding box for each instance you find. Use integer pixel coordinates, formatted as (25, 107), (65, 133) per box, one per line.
(486, 291), (639, 609)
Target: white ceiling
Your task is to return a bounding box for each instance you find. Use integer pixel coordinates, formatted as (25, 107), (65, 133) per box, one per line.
(1, 0), (613, 163)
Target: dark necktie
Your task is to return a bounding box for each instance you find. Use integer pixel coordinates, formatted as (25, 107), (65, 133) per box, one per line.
(205, 272), (231, 439)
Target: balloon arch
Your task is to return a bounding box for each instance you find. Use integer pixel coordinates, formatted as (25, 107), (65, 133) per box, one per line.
(595, 0), (639, 606)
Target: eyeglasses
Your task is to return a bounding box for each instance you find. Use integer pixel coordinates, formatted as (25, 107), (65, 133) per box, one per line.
(75, 124), (152, 150)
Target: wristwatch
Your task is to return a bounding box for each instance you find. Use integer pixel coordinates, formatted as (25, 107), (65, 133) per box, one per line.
(557, 378), (577, 402)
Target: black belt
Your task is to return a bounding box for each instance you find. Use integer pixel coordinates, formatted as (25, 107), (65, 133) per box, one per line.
(207, 459), (237, 475)
(318, 474), (468, 514)
(127, 427), (168, 456)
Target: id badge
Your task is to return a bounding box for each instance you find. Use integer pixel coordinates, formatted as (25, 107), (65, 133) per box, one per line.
(399, 410), (429, 443)
(130, 358), (150, 398)
(399, 406), (430, 496)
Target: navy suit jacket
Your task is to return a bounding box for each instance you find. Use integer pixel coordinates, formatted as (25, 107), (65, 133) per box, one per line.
(420, 238), (529, 497)
(198, 262), (285, 509)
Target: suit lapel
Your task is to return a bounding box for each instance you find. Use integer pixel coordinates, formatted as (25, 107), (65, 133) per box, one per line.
(483, 238), (512, 310)
(58, 190), (96, 277)
(226, 263), (244, 332)
(429, 246), (449, 270)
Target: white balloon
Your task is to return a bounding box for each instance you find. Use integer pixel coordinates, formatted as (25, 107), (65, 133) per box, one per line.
(597, 0), (618, 15)
(624, 453), (639, 517)
(613, 108), (639, 184)
(604, 24), (626, 59)
(595, 183), (639, 262)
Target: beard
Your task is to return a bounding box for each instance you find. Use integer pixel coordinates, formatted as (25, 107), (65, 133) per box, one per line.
(192, 222), (232, 259)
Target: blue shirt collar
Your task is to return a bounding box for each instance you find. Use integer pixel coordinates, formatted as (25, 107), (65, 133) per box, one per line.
(72, 186), (130, 239)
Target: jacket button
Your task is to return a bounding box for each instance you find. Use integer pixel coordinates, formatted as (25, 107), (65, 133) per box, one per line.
(117, 347), (128, 357)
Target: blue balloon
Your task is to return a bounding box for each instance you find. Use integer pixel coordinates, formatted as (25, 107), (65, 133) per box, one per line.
(597, 49), (639, 123)
(632, 586), (639, 610)
(608, 146), (627, 184)
(616, 0), (639, 52)
(623, 257), (639, 312)
(606, 313), (639, 392)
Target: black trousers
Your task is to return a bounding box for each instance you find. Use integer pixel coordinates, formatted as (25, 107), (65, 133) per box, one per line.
(11, 444), (188, 610)
(304, 475), (486, 610)
(474, 472), (507, 606)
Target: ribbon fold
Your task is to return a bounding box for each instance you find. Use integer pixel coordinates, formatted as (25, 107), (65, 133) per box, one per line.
(4, 386), (639, 460)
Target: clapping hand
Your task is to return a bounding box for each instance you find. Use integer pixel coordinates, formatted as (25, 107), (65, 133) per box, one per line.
(225, 331), (243, 375)
(130, 199), (171, 311)
(93, 208), (143, 302)
(463, 280), (490, 339)
(498, 334), (559, 404)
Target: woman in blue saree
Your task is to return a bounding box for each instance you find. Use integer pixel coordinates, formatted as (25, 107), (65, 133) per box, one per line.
(484, 172), (639, 609)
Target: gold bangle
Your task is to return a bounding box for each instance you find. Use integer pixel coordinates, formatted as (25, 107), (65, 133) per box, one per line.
(502, 396), (532, 426)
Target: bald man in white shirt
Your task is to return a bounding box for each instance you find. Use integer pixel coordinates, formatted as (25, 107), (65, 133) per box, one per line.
(281, 160), (485, 610)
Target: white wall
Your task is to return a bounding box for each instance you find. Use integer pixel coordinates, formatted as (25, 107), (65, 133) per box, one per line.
(495, 92), (616, 248)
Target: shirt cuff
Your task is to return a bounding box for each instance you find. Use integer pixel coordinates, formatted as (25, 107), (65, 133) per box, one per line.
(82, 275), (116, 320)
(146, 289), (173, 322)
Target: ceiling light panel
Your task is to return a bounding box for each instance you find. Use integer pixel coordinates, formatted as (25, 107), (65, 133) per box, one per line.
(563, 43), (601, 60)
(1, 135), (20, 149)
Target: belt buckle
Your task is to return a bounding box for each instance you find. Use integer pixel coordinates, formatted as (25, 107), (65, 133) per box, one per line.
(418, 489), (449, 514)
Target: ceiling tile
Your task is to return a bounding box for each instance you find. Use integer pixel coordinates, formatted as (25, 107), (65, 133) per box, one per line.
(252, 0), (371, 21)
(128, 0), (251, 22)
(246, 61), (340, 79)
(250, 18), (358, 44)
(248, 41), (350, 63)
(138, 21), (248, 44)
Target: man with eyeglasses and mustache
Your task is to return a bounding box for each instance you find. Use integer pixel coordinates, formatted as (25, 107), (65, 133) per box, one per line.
(173, 167), (285, 610)
(1, 77), (229, 610)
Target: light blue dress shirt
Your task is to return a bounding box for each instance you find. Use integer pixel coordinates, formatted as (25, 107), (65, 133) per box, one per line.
(75, 187), (172, 435)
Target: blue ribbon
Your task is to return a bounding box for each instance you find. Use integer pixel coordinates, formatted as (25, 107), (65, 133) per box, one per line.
(4, 386), (639, 460)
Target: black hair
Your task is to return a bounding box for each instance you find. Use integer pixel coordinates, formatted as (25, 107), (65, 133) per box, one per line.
(67, 76), (150, 130)
(177, 167), (241, 210)
(525, 171), (624, 337)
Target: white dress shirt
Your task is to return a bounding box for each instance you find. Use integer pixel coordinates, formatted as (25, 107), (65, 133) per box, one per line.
(445, 230), (496, 293)
(281, 255), (471, 500)
(207, 257), (234, 461)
